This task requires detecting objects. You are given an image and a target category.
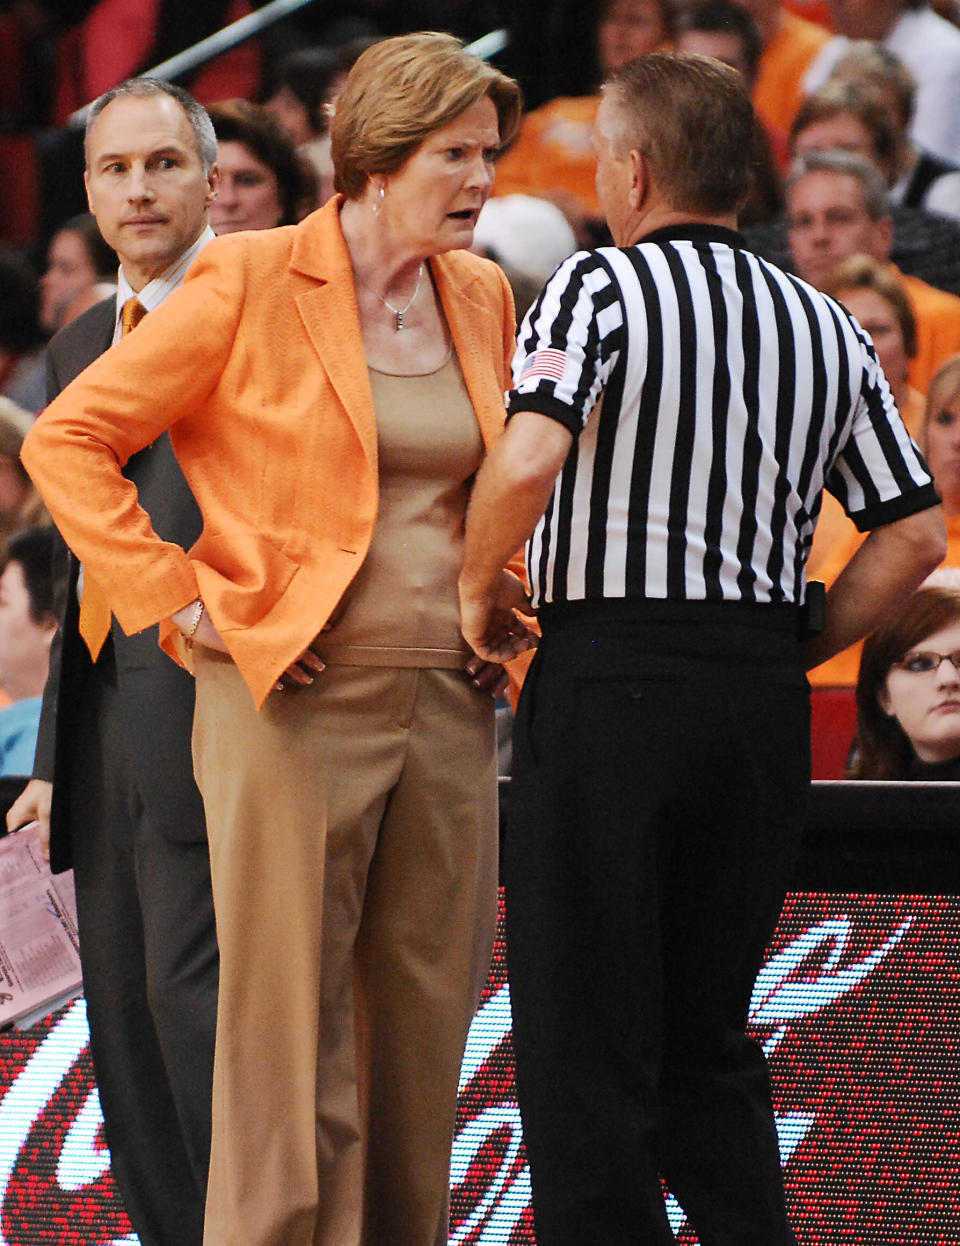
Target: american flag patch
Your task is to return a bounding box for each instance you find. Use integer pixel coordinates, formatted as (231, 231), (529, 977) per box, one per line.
(518, 348), (567, 384)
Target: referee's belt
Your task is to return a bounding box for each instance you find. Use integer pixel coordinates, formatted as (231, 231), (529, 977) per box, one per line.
(537, 596), (807, 636)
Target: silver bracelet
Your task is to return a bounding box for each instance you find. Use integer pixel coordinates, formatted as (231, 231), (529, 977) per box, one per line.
(183, 599), (204, 638)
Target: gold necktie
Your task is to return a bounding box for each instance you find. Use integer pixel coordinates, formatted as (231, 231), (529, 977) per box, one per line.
(78, 297), (147, 659)
(120, 296), (147, 336)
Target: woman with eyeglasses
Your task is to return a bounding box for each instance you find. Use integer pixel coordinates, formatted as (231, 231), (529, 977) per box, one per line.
(850, 586), (960, 778)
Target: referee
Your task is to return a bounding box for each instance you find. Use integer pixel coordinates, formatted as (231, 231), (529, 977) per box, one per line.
(459, 53), (945, 1246)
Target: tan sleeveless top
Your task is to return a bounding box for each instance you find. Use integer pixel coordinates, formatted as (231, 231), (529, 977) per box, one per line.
(319, 349), (483, 668)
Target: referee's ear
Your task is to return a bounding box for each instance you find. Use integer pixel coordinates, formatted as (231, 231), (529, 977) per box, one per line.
(628, 147), (650, 211)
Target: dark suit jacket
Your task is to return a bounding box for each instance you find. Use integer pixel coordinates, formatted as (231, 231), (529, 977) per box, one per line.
(35, 296), (206, 874)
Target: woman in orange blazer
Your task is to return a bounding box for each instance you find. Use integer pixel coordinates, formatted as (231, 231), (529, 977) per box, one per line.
(23, 35), (533, 1246)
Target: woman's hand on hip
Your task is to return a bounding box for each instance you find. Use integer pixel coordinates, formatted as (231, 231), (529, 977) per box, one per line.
(172, 598), (228, 652)
(275, 647), (326, 691)
(465, 655), (509, 698)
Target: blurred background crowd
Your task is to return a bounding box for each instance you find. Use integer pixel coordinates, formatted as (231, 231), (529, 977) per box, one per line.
(2, 0), (960, 778)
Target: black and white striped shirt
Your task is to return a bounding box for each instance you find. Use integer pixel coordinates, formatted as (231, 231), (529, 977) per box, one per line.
(508, 224), (939, 610)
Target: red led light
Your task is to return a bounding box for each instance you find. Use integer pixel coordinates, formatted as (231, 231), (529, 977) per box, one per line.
(0, 891), (957, 1243)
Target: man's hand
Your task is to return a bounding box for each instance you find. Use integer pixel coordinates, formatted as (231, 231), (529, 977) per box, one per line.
(460, 408), (571, 662)
(6, 779), (53, 861)
(460, 569), (538, 664)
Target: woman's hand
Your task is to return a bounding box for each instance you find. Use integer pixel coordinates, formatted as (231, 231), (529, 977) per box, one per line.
(459, 569), (538, 665)
(275, 648), (326, 691)
(172, 599), (325, 691)
(465, 655), (509, 698)
(171, 599), (228, 653)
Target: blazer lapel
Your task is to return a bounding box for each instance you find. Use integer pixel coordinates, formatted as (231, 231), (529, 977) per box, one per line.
(289, 201), (510, 467)
(291, 201), (379, 476)
(433, 255), (509, 451)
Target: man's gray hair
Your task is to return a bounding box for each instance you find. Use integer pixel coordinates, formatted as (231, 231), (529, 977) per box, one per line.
(85, 78), (218, 172)
(787, 148), (890, 220)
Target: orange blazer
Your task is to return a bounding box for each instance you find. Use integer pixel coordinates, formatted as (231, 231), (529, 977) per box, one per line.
(23, 197), (519, 709)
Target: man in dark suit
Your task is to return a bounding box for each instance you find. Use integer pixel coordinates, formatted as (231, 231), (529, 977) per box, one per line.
(7, 78), (221, 1246)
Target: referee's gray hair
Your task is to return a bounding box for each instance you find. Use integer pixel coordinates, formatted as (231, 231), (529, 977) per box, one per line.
(787, 149), (890, 221)
(85, 78), (218, 173)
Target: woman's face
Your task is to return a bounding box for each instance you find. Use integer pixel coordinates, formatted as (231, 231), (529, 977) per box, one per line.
(209, 141), (285, 234)
(40, 229), (99, 332)
(880, 620), (960, 763)
(836, 285), (909, 404)
(0, 558), (54, 700)
(597, 0), (669, 77)
(925, 392), (960, 514)
(378, 95), (499, 257)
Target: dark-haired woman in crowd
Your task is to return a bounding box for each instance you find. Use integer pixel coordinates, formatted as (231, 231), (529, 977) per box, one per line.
(851, 586), (960, 778)
(265, 45), (337, 148)
(208, 98), (316, 233)
(265, 41), (376, 207)
(39, 214), (117, 334)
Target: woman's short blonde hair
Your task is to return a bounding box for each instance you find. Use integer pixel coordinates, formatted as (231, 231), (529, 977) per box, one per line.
(820, 253), (917, 359)
(331, 32), (522, 200)
(921, 353), (960, 454)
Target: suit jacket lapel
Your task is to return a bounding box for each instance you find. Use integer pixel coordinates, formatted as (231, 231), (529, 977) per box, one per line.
(52, 297), (115, 392)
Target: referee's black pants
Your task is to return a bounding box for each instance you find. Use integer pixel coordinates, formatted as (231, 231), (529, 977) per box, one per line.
(504, 601), (808, 1246)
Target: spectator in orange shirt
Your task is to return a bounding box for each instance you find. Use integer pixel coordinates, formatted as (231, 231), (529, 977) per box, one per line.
(823, 254), (924, 433)
(674, 1), (786, 222)
(736, 0), (831, 133)
(919, 354), (960, 567)
(810, 339), (960, 689)
(492, 0), (673, 243)
(807, 255), (925, 684)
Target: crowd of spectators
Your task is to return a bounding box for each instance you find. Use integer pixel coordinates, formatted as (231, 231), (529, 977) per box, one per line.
(2, 0), (960, 773)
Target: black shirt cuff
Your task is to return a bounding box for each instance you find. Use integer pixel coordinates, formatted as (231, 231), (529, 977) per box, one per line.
(848, 481), (941, 533)
(507, 392), (583, 437)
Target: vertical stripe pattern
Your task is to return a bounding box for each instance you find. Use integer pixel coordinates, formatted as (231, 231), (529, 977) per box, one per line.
(509, 227), (936, 609)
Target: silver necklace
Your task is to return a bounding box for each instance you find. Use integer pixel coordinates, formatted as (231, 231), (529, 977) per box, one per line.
(371, 263), (424, 331)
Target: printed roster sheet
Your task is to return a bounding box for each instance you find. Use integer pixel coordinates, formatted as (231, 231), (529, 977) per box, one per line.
(0, 823), (81, 1026)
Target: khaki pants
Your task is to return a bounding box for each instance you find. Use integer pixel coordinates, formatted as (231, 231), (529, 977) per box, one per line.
(192, 651), (499, 1246)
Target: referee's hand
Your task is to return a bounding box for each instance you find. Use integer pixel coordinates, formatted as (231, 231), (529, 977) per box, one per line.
(459, 569), (538, 664)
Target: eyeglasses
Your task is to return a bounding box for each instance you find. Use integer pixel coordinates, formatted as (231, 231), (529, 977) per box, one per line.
(893, 651), (960, 675)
